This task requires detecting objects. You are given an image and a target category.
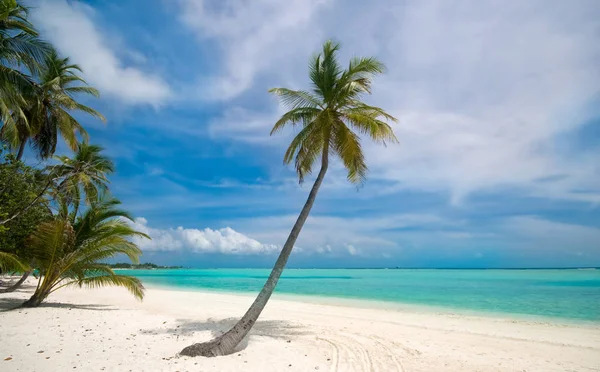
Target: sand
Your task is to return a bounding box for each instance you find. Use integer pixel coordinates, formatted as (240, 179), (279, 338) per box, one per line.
(1, 278), (599, 372)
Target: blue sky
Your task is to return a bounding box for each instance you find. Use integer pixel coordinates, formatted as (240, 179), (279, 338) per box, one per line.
(24, 0), (600, 268)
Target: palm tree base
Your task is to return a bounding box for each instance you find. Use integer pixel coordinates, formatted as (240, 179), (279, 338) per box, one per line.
(22, 292), (44, 307)
(180, 339), (224, 357)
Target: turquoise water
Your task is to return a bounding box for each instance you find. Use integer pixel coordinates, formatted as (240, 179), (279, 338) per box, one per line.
(119, 268), (600, 322)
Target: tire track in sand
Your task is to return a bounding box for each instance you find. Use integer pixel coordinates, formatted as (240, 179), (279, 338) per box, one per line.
(318, 330), (406, 372)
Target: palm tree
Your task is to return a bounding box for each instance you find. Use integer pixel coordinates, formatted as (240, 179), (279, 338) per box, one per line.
(0, 0), (50, 146)
(22, 197), (148, 307)
(0, 143), (112, 228)
(53, 143), (114, 220)
(0, 144), (113, 293)
(6, 49), (105, 160)
(180, 40), (398, 357)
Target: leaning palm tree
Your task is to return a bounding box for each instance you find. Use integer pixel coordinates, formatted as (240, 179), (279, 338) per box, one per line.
(180, 40), (398, 357)
(53, 143), (114, 220)
(22, 197), (148, 307)
(6, 49), (104, 160)
(0, 252), (30, 293)
(0, 251), (30, 294)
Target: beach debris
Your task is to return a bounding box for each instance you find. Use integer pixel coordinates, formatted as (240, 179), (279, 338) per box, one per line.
(4, 357), (12, 361)
(37, 350), (44, 353)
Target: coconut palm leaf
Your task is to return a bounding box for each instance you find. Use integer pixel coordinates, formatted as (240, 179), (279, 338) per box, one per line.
(0, 251), (27, 272)
(64, 275), (144, 300)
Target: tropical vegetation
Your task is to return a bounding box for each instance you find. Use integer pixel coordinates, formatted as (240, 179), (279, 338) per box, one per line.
(180, 40), (397, 357)
(0, 0), (147, 306)
(1, 0), (398, 360)
(22, 197), (146, 307)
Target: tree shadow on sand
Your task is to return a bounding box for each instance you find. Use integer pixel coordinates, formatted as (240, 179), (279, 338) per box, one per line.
(0, 296), (118, 312)
(140, 317), (312, 354)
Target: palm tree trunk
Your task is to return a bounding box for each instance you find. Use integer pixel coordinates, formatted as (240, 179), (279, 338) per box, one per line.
(180, 147), (330, 357)
(16, 139), (26, 161)
(22, 289), (46, 307)
(0, 270), (31, 293)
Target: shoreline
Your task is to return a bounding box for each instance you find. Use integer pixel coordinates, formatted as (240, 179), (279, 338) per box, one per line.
(2, 279), (600, 371)
(141, 282), (600, 327)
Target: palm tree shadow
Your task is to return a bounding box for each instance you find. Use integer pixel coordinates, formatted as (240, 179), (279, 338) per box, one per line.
(0, 282), (38, 293)
(0, 296), (117, 312)
(0, 296), (24, 311)
(140, 317), (311, 353)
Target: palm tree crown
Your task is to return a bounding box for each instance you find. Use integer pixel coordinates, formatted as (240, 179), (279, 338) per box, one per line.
(270, 40), (397, 184)
(53, 143), (115, 220)
(3, 49), (105, 160)
(23, 197), (148, 307)
(0, 0), (51, 140)
(29, 50), (105, 159)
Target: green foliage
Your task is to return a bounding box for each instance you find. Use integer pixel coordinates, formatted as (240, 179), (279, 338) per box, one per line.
(270, 40), (397, 184)
(3, 48), (105, 159)
(0, 4), (147, 305)
(0, 147), (51, 265)
(24, 197), (149, 306)
(0, 250), (26, 272)
(0, 0), (51, 141)
(53, 143), (114, 220)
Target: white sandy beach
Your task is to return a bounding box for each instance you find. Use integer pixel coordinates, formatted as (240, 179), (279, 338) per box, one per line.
(1, 279), (599, 372)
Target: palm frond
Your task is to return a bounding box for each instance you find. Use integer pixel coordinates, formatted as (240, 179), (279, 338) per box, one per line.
(341, 106), (398, 145)
(0, 251), (27, 272)
(65, 274), (145, 300)
(331, 121), (367, 184)
(64, 86), (100, 97)
(270, 107), (321, 135)
(282, 117), (326, 183)
(268, 88), (322, 110)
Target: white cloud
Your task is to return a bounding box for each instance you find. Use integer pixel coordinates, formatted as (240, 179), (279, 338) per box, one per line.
(130, 217), (279, 255)
(179, 0), (600, 204)
(32, 0), (171, 105)
(345, 244), (358, 256)
(215, 212), (600, 262)
(503, 216), (600, 252)
(228, 213), (454, 256)
(207, 107), (283, 143)
(177, 0), (328, 100)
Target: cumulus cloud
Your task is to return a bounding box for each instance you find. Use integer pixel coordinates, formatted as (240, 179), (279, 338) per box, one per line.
(221, 212), (600, 264)
(229, 213), (453, 256)
(130, 217), (279, 255)
(32, 0), (171, 105)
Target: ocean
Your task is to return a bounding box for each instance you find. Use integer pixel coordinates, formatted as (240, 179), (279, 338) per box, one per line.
(119, 268), (600, 322)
